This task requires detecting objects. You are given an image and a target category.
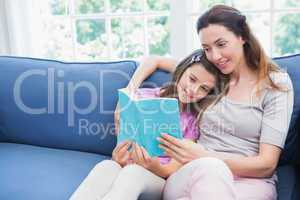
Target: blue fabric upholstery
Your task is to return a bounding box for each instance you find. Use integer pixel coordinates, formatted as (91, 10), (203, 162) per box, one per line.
(277, 165), (297, 200)
(0, 57), (139, 156)
(293, 166), (300, 200)
(0, 142), (108, 200)
(274, 54), (300, 165)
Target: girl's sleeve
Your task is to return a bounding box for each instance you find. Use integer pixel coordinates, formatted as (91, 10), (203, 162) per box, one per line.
(181, 113), (200, 141)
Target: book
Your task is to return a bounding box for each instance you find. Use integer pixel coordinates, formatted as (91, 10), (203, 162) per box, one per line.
(117, 88), (183, 157)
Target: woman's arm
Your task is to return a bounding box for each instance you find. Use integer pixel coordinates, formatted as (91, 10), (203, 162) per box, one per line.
(150, 158), (182, 178)
(205, 144), (281, 178)
(159, 135), (282, 178)
(126, 56), (178, 91)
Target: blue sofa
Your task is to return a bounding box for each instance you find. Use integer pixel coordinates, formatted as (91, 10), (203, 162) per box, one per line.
(0, 55), (299, 200)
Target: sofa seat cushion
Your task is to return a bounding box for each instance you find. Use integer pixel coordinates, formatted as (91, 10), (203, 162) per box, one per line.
(277, 165), (299, 200)
(0, 143), (109, 200)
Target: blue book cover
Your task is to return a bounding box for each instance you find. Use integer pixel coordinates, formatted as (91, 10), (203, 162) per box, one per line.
(117, 88), (183, 157)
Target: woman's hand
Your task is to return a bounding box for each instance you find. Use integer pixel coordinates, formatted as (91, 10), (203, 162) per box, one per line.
(158, 134), (207, 165)
(131, 143), (162, 172)
(112, 141), (132, 167)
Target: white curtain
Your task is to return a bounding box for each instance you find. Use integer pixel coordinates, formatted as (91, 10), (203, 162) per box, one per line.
(0, 0), (10, 55)
(0, 0), (35, 56)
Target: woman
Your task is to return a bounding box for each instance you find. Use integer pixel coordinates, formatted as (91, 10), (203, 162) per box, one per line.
(70, 49), (229, 200)
(119, 5), (294, 200)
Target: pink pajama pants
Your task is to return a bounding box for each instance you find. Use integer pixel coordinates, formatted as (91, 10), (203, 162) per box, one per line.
(163, 157), (277, 200)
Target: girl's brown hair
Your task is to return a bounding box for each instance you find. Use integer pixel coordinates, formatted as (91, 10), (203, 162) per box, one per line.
(159, 49), (229, 122)
(196, 5), (283, 93)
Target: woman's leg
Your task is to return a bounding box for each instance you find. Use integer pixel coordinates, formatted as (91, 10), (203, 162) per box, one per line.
(70, 160), (122, 200)
(234, 177), (277, 200)
(163, 157), (236, 200)
(102, 164), (165, 200)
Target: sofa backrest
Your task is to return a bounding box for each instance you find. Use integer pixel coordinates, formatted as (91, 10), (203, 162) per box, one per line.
(0, 55), (299, 162)
(274, 54), (300, 165)
(0, 56), (171, 156)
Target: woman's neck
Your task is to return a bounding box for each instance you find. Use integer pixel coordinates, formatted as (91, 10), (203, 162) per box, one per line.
(230, 60), (257, 85)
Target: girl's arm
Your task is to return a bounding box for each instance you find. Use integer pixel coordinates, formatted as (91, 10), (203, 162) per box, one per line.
(114, 56), (177, 134)
(126, 56), (178, 91)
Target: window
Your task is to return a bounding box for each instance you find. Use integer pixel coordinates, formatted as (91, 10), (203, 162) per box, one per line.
(31, 0), (170, 61)
(15, 0), (300, 60)
(186, 0), (300, 57)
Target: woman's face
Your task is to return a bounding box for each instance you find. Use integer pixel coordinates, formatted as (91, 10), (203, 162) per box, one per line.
(177, 63), (215, 104)
(198, 24), (245, 74)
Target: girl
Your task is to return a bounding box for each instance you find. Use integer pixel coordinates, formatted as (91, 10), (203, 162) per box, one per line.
(70, 49), (229, 200)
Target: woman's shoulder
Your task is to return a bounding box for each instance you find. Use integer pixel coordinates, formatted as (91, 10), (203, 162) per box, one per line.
(261, 70), (294, 107)
(268, 70), (293, 89)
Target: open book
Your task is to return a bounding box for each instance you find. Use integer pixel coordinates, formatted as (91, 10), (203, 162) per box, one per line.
(117, 88), (183, 157)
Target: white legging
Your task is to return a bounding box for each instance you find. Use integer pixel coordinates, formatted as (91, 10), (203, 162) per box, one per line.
(70, 160), (165, 200)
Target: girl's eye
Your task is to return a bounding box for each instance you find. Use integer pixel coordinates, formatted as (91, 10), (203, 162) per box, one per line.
(204, 48), (210, 52)
(189, 76), (196, 82)
(199, 86), (209, 93)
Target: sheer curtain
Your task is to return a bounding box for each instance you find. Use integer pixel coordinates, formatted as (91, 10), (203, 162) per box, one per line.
(0, 0), (35, 56)
(0, 0), (10, 55)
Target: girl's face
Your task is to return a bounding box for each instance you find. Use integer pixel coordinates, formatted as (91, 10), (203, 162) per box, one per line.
(198, 24), (245, 74)
(177, 63), (216, 104)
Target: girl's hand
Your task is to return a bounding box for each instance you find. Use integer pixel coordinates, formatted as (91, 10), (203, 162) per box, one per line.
(131, 143), (161, 172)
(158, 133), (207, 165)
(112, 141), (132, 167)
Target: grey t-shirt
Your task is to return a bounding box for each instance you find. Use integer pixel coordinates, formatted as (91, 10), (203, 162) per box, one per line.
(198, 71), (294, 180)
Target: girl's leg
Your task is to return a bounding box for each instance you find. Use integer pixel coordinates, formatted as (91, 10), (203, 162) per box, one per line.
(163, 157), (236, 200)
(102, 164), (165, 200)
(70, 160), (122, 200)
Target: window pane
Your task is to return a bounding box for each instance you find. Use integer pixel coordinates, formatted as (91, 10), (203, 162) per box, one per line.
(273, 13), (300, 56)
(246, 13), (271, 54)
(49, 0), (67, 15)
(147, 0), (169, 11)
(192, 0), (229, 12)
(148, 16), (170, 55)
(231, 0), (270, 10)
(122, 18), (144, 58)
(190, 0), (270, 14)
(39, 18), (73, 59)
(111, 18), (144, 59)
(190, 16), (202, 50)
(275, 0), (300, 8)
(75, 19), (107, 60)
(75, 0), (105, 14)
(110, 0), (143, 13)
(111, 19), (123, 59)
